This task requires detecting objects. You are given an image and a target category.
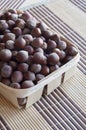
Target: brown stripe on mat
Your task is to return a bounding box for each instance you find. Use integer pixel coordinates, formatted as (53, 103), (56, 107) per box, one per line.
(0, 116), (11, 130)
(69, 0), (86, 13)
(28, 5), (86, 74)
(0, 0), (25, 10)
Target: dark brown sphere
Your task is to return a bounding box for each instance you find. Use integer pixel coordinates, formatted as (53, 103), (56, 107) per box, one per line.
(10, 82), (21, 89)
(8, 13), (18, 21)
(47, 53), (59, 65)
(24, 45), (34, 55)
(17, 98), (27, 106)
(30, 64), (42, 73)
(23, 34), (33, 44)
(6, 40), (14, 50)
(31, 38), (43, 48)
(17, 63), (29, 72)
(41, 42), (47, 50)
(26, 18), (36, 29)
(24, 71), (36, 81)
(1, 78), (11, 86)
(50, 34), (59, 43)
(0, 20), (8, 31)
(40, 65), (50, 76)
(31, 28), (41, 37)
(16, 50), (28, 62)
(11, 71), (23, 83)
(21, 11), (32, 21)
(22, 28), (30, 34)
(9, 61), (17, 70)
(0, 49), (12, 61)
(57, 40), (67, 50)
(35, 48), (44, 54)
(1, 65), (12, 78)
(63, 56), (73, 63)
(53, 48), (61, 55)
(15, 18), (25, 29)
(50, 65), (59, 73)
(15, 37), (26, 49)
(36, 74), (44, 82)
(59, 50), (66, 60)
(3, 33), (16, 42)
(47, 40), (57, 50)
(37, 22), (48, 31)
(7, 20), (15, 29)
(33, 52), (47, 64)
(21, 80), (34, 89)
(43, 30), (53, 39)
(68, 46), (78, 56)
(0, 43), (5, 50)
(12, 27), (22, 37)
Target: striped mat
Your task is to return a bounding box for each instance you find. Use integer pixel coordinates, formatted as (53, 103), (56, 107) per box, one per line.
(69, 0), (86, 13)
(0, 0), (25, 10)
(0, 4), (86, 130)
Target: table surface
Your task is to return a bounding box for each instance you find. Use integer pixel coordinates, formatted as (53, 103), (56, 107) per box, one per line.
(0, 0), (86, 130)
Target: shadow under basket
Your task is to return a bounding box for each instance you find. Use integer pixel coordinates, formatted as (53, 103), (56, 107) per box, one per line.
(0, 36), (80, 109)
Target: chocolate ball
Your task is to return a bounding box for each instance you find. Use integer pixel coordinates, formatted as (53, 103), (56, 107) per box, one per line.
(16, 50), (28, 62)
(0, 43), (5, 50)
(24, 71), (36, 81)
(30, 64), (42, 73)
(1, 78), (11, 86)
(50, 34), (59, 43)
(31, 28), (41, 37)
(33, 52), (47, 64)
(21, 11), (32, 21)
(18, 63), (29, 72)
(0, 49), (12, 61)
(41, 42), (47, 50)
(17, 98), (27, 106)
(11, 71), (23, 83)
(6, 40), (14, 50)
(7, 20), (15, 29)
(40, 65), (50, 76)
(68, 46), (78, 56)
(12, 27), (22, 37)
(36, 74), (44, 82)
(9, 61), (17, 70)
(24, 45), (34, 55)
(23, 28), (30, 34)
(15, 18), (25, 29)
(0, 20), (8, 31)
(43, 30), (53, 39)
(26, 18), (36, 29)
(50, 65), (59, 73)
(15, 37), (26, 49)
(48, 53), (59, 65)
(3, 33), (15, 42)
(47, 40), (57, 50)
(1, 65), (12, 78)
(35, 48), (44, 54)
(31, 38), (43, 48)
(10, 82), (21, 89)
(37, 22), (48, 31)
(21, 80), (34, 89)
(57, 40), (67, 50)
(23, 34), (33, 44)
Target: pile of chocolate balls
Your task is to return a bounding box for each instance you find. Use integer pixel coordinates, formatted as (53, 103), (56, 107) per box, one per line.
(0, 9), (78, 90)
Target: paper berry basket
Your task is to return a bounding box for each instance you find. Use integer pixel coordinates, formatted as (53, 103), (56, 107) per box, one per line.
(0, 35), (80, 109)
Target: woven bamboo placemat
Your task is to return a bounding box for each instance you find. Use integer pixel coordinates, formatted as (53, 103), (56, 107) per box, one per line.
(0, 0), (86, 130)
